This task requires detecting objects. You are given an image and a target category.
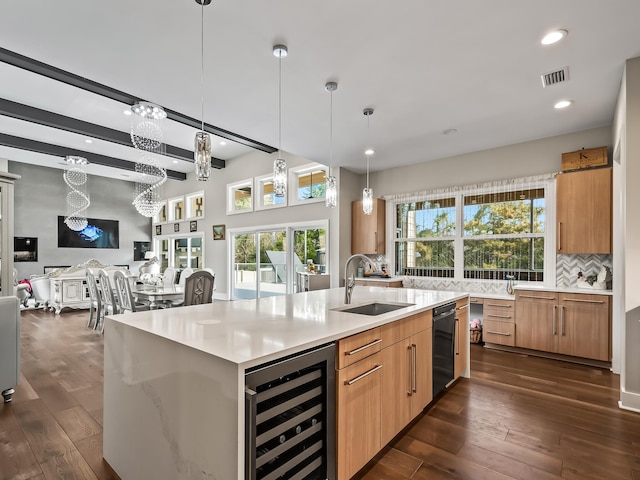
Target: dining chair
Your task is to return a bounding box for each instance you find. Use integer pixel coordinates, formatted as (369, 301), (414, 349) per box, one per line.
(183, 270), (215, 306)
(163, 267), (177, 286)
(178, 267), (194, 288)
(114, 270), (150, 314)
(85, 269), (102, 329)
(97, 269), (119, 332)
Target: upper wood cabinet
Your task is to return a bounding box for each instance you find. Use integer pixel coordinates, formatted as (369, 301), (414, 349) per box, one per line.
(556, 167), (612, 254)
(352, 199), (385, 255)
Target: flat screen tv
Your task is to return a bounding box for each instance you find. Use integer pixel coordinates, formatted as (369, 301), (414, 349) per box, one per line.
(57, 216), (119, 249)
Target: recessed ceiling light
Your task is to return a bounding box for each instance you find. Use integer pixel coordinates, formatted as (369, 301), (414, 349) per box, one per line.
(442, 128), (458, 135)
(219, 141), (226, 146)
(541, 29), (568, 45)
(85, 138), (93, 144)
(123, 109), (132, 116)
(554, 99), (573, 109)
(172, 160), (178, 164)
(364, 148), (375, 156)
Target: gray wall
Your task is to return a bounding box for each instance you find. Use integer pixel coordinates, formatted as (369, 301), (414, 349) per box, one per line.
(10, 162), (151, 279)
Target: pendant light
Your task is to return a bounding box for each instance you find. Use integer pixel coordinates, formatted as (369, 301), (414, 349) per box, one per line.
(194, 0), (212, 181)
(325, 81), (338, 208)
(362, 108), (374, 215)
(273, 44), (288, 197)
(63, 155), (90, 231)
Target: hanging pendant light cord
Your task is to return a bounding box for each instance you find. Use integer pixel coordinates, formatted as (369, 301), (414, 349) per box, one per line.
(278, 52), (282, 157)
(366, 113), (370, 188)
(329, 89), (333, 176)
(200, 0), (205, 133)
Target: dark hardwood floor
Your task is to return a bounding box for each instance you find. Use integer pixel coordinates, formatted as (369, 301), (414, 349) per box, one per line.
(2, 308), (639, 479)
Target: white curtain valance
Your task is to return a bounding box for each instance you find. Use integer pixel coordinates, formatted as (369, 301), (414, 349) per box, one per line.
(383, 172), (558, 203)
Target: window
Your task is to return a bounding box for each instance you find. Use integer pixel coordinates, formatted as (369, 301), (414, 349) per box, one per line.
(186, 191), (205, 219)
(256, 174), (287, 210)
(168, 197), (185, 221)
(226, 179), (253, 214)
(154, 233), (204, 270)
(288, 163), (328, 205)
(154, 202), (167, 224)
(395, 184), (547, 282)
(395, 198), (456, 277)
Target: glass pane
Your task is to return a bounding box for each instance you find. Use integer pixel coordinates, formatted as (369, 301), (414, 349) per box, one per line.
(187, 194), (204, 218)
(259, 230), (287, 297)
(396, 198), (456, 238)
(463, 238), (544, 281)
(160, 239), (169, 270)
(190, 237), (202, 269)
(233, 185), (252, 211)
(395, 240), (454, 277)
(463, 189), (545, 235)
(297, 170), (326, 201)
(262, 180), (286, 206)
(174, 238), (188, 269)
(233, 233), (257, 299)
(294, 227), (327, 274)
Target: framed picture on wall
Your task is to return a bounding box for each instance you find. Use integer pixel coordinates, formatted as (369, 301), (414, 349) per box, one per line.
(213, 224), (225, 240)
(155, 225), (162, 235)
(190, 220), (197, 232)
(174, 223), (180, 232)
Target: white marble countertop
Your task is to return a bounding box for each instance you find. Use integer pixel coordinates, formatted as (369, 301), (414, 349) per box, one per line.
(107, 286), (467, 369)
(514, 285), (613, 296)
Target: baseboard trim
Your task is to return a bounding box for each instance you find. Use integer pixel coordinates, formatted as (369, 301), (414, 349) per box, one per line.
(619, 390), (640, 413)
(483, 343), (612, 369)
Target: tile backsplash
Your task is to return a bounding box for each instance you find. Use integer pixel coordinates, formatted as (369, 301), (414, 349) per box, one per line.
(556, 254), (612, 288)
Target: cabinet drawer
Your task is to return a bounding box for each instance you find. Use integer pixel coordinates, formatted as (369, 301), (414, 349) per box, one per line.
(516, 290), (558, 304)
(484, 300), (515, 323)
(483, 320), (515, 346)
(559, 293), (609, 309)
(381, 310), (431, 347)
(337, 327), (381, 369)
(469, 297), (484, 305)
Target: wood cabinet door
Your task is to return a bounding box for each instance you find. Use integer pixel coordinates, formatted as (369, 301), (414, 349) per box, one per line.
(351, 199), (385, 255)
(515, 296), (558, 352)
(336, 353), (382, 480)
(411, 329), (433, 415)
(558, 296), (610, 361)
(454, 300), (468, 379)
(556, 167), (612, 254)
(380, 340), (412, 446)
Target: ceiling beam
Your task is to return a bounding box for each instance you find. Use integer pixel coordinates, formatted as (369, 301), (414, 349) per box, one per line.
(0, 47), (277, 154)
(0, 132), (187, 181)
(0, 98), (225, 169)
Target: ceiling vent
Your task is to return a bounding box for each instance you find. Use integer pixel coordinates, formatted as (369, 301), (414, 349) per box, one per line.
(540, 66), (570, 88)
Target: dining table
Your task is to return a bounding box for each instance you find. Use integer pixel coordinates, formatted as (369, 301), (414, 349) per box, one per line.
(132, 284), (184, 309)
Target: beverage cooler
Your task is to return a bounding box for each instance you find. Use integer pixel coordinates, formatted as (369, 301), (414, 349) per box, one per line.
(245, 343), (336, 480)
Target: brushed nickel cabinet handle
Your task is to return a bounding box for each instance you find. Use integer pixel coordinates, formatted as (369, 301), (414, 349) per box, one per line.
(561, 298), (605, 304)
(487, 313), (512, 319)
(345, 339), (381, 356)
(456, 305), (468, 310)
(455, 318), (460, 355)
(560, 305), (565, 336)
(407, 345), (413, 396)
(558, 222), (562, 251)
(345, 365), (382, 385)
(552, 305), (557, 335)
(486, 303), (512, 308)
(519, 295), (555, 300)
(412, 344), (417, 394)
(486, 331), (511, 336)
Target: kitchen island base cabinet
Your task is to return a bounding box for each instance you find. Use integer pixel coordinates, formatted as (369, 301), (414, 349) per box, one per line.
(454, 298), (469, 379)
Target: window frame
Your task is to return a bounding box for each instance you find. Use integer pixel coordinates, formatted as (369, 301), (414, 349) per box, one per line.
(288, 163), (328, 206)
(185, 191), (205, 220)
(226, 178), (254, 215)
(255, 173), (288, 211)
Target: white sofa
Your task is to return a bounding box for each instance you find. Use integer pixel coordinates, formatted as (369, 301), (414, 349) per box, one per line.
(0, 296), (20, 402)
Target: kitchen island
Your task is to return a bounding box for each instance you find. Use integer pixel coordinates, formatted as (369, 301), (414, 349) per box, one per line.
(103, 286), (468, 480)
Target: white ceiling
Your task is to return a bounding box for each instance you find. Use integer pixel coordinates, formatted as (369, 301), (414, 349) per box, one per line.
(1, 0), (640, 181)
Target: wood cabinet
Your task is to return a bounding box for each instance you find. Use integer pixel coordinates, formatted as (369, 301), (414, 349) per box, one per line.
(354, 279), (403, 288)
(515, 290), (610, 361)
(556, 167), (612, 254)
(482, 299), (515, 346)
(336, 352), (382, 480)
(352, 199), (385, 255)
(380, 312), (432, 446)
(454, 298), (469, 379)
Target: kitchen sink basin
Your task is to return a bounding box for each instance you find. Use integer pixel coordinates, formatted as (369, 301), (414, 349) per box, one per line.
(336, 302), (415, 316)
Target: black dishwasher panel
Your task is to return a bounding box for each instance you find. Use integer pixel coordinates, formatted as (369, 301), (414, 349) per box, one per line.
(245, 343), (336, 480)
(432, 302), (456, 398)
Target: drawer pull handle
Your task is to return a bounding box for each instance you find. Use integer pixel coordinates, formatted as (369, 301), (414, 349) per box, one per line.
(345, 339), (382, 356)
(519, 295), (555, 300)
(487, 313), (512, 319)
(486, 331), (511, 336)
(486, 303), (512, 308)
(456, 305), (468, 310)
(561, 298), (605, 304)
(345, 365), (382, 385)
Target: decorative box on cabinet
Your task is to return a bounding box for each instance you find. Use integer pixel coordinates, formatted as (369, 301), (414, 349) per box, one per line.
(556, 167), (612, 254)
(352, 199), (385, 255)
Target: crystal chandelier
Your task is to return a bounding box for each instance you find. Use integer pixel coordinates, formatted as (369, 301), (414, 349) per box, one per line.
(362, 108), (374, 215)
(130, 101), (168, 217)
(325, 81), (338, 208)
(273, 44), (288, 197)
(63, 156), (90, 231)
(194, 0), (212, 181)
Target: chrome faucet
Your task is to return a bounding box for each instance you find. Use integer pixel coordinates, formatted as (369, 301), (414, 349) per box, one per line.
(344, 254), (378, 304)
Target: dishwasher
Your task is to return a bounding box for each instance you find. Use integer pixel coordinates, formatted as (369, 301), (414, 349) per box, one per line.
(245, 342), (336, 480)
(432, 302), (456, 398)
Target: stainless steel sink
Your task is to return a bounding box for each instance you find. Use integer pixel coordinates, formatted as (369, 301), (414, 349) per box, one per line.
(336, 302), (415, 316)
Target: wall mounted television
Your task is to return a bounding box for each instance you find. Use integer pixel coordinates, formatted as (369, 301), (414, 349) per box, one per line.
(57, 216), (119, 249)
(14, 237), (38, 262)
